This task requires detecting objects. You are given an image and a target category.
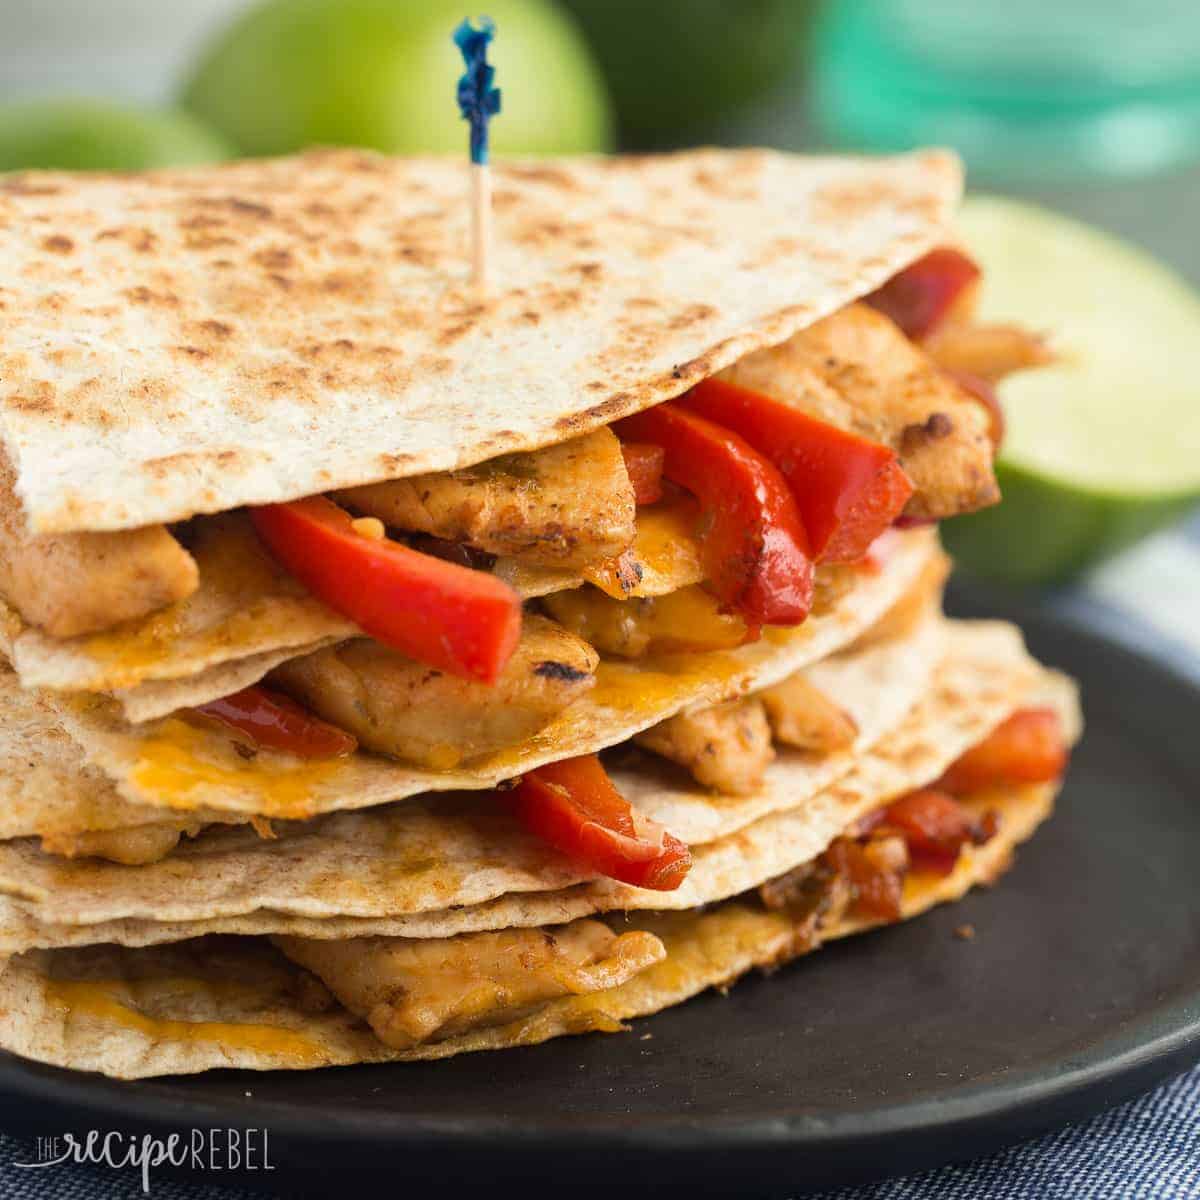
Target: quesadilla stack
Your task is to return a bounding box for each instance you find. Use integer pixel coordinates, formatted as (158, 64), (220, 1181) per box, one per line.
(0, 147), (1078, 1078)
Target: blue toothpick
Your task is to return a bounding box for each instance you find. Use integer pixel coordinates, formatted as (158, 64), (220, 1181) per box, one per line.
(454, 17), (501, 290)
(455, 17), (500, 166)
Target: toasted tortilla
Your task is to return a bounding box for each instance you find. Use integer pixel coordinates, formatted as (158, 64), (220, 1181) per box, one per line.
(0, 668), (237, 844)
(0, 609), (943, 922)
(0, 622), (1064, 945)
(0, 778), (1057, 1078)
(113, 641), (344, 725)
(39, 530), (936, 821)
(0, 148), (960, 537)
(0, 547), (941, 854)
(0, 596), (936, 856)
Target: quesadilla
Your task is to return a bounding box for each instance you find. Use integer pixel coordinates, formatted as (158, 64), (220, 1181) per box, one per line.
(0, 147), (1074, 1078)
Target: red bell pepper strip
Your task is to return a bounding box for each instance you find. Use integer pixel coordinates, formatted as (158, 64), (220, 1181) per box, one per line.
(512, 754), (692, 891)
(620, 442), (666, 505)
(866, 247), (982, 341)
(679, 378), (915, 564)
(937, 707), (1068, 796)
(614, 403), (813, 626)
(882, 788), (998, 876)
(194, 685), (358, 759)
(250, 496), (521, 684)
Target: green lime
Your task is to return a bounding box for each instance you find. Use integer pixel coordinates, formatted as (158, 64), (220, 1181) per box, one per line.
(0, 98), (231, 171)
(942, 195), (1200, 585)
(180, 0), (612, 158)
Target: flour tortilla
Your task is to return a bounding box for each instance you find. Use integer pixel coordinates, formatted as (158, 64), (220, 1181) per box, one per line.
(0, 595), (941, 851)
(113, 641), (345, 724)
(45, 529), (937, 821)
(0, 666), (236, 843)
(0, 622), (1065, 943)
(0, 148), (961, 536)
(0, 779), (1057, 1078)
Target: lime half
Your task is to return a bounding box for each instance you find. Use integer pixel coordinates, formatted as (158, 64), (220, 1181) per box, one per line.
(942, 195), (1200, 584)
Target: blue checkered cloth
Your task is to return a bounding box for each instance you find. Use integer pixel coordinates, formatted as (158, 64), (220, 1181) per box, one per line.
(2, 517), (1198, 1198)
(818, 1066), (1200, 1200)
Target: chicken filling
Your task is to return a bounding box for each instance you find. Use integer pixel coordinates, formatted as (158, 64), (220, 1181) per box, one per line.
(273, 920), (666, 1051)
(268, 613), (599, 770)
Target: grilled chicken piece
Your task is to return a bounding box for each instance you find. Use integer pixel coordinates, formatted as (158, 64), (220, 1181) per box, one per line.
(274, 920), (665, 1051)
(924, 320), (1052, 382)
(494, 492), (706, 601)
(721, 302), (999, 520)
(0, 456), (198, 638)
(39, 821), (203, 866)
(636, 698), (775, 795)
(543, 584), (749, 659)
(759, 671), (858, 755)
(269, 614), (598, 768)
(338, 429), (636, 571)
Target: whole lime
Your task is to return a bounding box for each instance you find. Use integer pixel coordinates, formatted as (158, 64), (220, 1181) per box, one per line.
(0, 98), (230, 171)
(181, 0), (612, 157)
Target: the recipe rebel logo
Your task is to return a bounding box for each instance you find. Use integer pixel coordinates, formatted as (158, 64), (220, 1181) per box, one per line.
(13, 1126), (276, 1193)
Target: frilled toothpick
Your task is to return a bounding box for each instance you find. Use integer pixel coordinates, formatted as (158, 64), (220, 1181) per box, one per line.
(454, 17), (501, 293)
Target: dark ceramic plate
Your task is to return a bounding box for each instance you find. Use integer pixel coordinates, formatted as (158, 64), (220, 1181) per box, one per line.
(2, 591), (1200, 1197)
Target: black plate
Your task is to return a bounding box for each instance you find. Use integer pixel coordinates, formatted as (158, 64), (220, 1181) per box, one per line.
(3, 594), (1200, 1197)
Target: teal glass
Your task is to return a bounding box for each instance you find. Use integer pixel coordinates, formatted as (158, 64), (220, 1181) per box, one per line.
(811, 0), (1200, 182)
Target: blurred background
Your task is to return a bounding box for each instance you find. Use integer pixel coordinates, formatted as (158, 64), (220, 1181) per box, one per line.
(0, 0), (1196, 606)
